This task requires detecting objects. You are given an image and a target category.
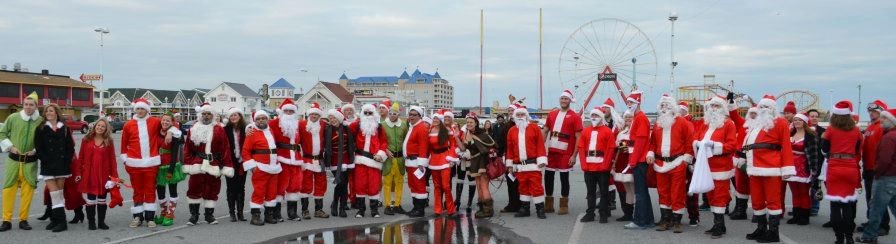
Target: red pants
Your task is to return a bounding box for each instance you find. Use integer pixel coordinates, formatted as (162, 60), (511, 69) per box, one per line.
(187, 173), (222, 201)
(517, 171), (545, 204)
(749, 176), (783, 215)
(407, 167), (428, 199)
(125, 166), (158, 205)
(250, 171), (279, 209)
(656, 164), (687, 214)
(431, 169), (455, 215)
(300, 170), (327, 199)
(787, 181), (811, 209)
(352, 164), (382, 199)
(734, 169), (750, 199)
(278, 164), (303, 201)
(709, 179), (732, 214)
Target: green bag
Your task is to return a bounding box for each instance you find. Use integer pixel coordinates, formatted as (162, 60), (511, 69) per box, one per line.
(156, 162), (186, 185)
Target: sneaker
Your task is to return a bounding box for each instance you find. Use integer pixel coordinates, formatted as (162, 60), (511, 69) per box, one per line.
(146, 221), (157, 228)
(129, 217), (142, 228)
(689, 219), (700, 227)
(624, 222), (650, 230)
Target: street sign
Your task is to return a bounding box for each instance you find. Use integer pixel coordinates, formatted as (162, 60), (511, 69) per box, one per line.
(79, 73), (102, 82)
(598, 73), (616, 81)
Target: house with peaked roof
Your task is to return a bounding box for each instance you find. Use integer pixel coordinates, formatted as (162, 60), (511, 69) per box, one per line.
(294, 81), (355, 115)
(204, 82), (262, 116)
(105, 88), (208, 121)
(267, 78), (296, 109)
(338, 68), (453, 110)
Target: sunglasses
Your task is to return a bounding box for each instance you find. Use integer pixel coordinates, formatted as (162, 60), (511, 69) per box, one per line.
(388, 112), (399, 116)
(363, 111), (374, 115)
(868, 103), (882, 111)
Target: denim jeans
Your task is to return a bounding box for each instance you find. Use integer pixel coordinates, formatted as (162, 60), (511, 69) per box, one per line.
(861, 176), (896, 240)
(864, 171), (890, 229)
(632, 163), (655, 227)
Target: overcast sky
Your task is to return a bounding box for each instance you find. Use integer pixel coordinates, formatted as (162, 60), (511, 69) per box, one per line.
(1, 0), (893, 118)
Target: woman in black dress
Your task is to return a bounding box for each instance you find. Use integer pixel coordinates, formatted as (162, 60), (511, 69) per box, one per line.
(224, 109), (247, 222)
(34, 103), (76, 232)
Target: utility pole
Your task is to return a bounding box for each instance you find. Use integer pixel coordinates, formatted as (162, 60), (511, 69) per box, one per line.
(669, 12), (678, 94)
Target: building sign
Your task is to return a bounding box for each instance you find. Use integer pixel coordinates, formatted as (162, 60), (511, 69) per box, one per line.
(598, 73), (616, 81)
(79, 73), (102, 82)
(353, 90), (373, 96)
(217, 94), (229, 102)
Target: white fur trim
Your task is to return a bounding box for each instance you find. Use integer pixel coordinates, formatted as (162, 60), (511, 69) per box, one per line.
(672, 208), (686, 214)
(183, 163), (202, 175)
(277, 156), (303, 166)
(131, 205), (144, 214)
(825, 191), (860, 203)
(536, 156), (547, 165)
(659, 204), (670, 209)
(429, 163), (450, 170)
(735, 192), (750, 199)
(831, 106), (851, 115)
(546, 167), (573, 172)
(355, 155), (382, 170)
(0, 139), (12, 152)
(446, 155), (460, 163)
(286, 193), (301, 201)
(882, 110), (896, 125)
(125, 156), (161, 168)
(242, 160), (258, 171)
(711, 206), (727, 214)
(752, 208), (767, 215)
(133, 101), (151, 111)
(614, 172), (634, 182)
(711, 169), (735, 180)
(767, 209), (783, 215)
(712, 142), (724, 156)
(303, 162), (322, 172)
(187, 198), (203, 204)
(652, 154), (692, 173)
(519, 195), (532, 202)
(264, 200), (278, 207)
(250, 202), (263, 209)
(411, 193), (428, 199)
(201, 160), (221, 177)
(532, 195), (546, 204)
(221, 166), (235, 178)
(785, 176), (812, 183)
(514, 164), (542, 172)
(747, 166), (791, 176)
(505, 159), (514, 167)
(168, 127), (183, 138)
(405, 157), (429, 168)
(204, 200), (216, 208)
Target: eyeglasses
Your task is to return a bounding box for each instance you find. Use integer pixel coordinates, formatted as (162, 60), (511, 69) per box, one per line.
(868, 103), (882, 111)
(388, 112), (399, 116)
(363, 111), (374, 115)
(408, 113), (420, 117)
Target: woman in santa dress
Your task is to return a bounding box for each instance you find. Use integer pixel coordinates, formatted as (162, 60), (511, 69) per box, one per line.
(428, 111), (463, 216)
(822, 100), (864, 243)
(784, 114), (821, 226)
(612, 111), (635, 222)
(73, 119), (118, 230)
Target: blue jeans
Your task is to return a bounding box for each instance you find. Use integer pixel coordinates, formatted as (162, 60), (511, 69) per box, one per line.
(632, 163), (655, 227)
(861, 176), (896, 240)
(810, 187), (820, 213)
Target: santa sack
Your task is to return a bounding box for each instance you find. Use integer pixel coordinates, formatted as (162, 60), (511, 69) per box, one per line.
(688, 141), (715, 195)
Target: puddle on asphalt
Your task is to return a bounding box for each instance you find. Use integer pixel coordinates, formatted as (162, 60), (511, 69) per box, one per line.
(260, 214), (533, 244)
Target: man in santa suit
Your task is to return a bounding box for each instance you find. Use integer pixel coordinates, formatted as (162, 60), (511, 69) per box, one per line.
(505, 103), (549, 219)
(622, 90), (656, 230)
(693, 96), (738, 239)
(348, 104), (388, 218)
(727, 92), (755, 221)
(647, 95), (695, 233)
(241, 111), (282, 226)
(403, 106), (431, 218)
(299, 102), (329, 219)
(269, 98), (303, 221)
(120, 98), (166, 228)
(576, 106), (616, 223)
(183, 103), (235, 225)
(743, 95), (795, 243)
(542, 90), (583, 215)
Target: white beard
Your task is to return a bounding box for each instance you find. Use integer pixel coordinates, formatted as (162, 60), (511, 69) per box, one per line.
(704, 107), (727, 129)
(656, 109), (675, 129)
(591, 117), (604, 127)
(279, 114), (299, 139)
(607, 110), (623, 129)
(360, 115), (379, 136)
(752, 109), (775, 131)
(514, 118), (528, 126)
(306, 120), (321, 134)
(190, 122), (214, 146)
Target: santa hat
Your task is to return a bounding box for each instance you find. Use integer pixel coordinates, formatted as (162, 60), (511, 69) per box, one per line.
(278, 98), (297, 114)
(511, 103), (529, 118)
(341, 103), (356, 112)
(408, 106), (425, 117)
(831, 100), (854, 115)
(443, 109), (454, 118)
(466, 111), (478, 119)
(705, 95), (727, 110)
(758, 94), (777, 110)
(432, 109), (447, 121)
(327, 108), (345, 121)
(195, 102), (211, 113)
(589, 106), (606, 119)
(560, 89), (575, 103)
(132, 98), (152, 111)
(252, 110), (269, 119)
(360, 104), (377, 115)
(626, 90), (643, 104)
(307, 102), (322, 115)
(880, 108), (896, 125)
(602, 98), (615, 108)
(227, 107), (243, 116)
(868, 99), (889, 112)
(378, 99), (392, 109)
(656, 94), (676, 111)
(422, 116), (433, 125)
(793, 113), (809, 124)
(783, 101), (797, 114)
(678, 101), (690, 113)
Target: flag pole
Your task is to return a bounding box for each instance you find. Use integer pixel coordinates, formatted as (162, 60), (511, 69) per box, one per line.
(539, 8), (544, 110)
(480, 9), (484, 115)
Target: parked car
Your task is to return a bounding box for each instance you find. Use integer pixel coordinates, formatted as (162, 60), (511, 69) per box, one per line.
(181, 120), (196, 132)
(61, 114), (89, 134)
(88, 117), (125, 133)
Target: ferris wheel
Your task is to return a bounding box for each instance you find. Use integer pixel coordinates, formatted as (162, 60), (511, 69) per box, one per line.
(777, 90), (820, 112)
(559, 18), (658, 114)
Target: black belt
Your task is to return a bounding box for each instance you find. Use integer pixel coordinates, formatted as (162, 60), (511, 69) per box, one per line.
(303, 154), (321, 160)
(742, 143), (782, 151)
(276, 143), (301, 151)
(356, 150), (374, 158)
(587, 151), (605, 157)
(8, 153), (37, 163)
(659, 154), (683, 162)
(406, 154), (419, 160)
(431, 147), (449, 154)
(830, 153), (856, 159)
(193, 152), (222, 161)
(735, 151), (747, 158)
(515, 159), (538, 165)
(390, 150), (403, 157)
(251, 149), (277, 155)
(549, 131), (570, 139)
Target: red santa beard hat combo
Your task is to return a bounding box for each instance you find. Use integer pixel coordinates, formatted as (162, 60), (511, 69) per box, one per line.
(589, 106), (606, 126)
(307, 102), (323, 117)
(881, 108), (896, 126)
(703, 95), (728, 127)
(602, 98), (623, 129)
(511, 103), (529, 123)
(228, 107), (243, 117)
(626, 90), (643, 105)
(678, 101), (690, 114)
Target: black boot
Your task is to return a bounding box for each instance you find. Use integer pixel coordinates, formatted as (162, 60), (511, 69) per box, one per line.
(264, 207), (277, 224)
(786, 207), (799, 225)
(339, 197), (348, 218)
(407, 198), (424, 217)
(50, 207), (67, 232)
(96, 205), (109, 230)
(370, 200), (381, 218)
(273, 203), (284, 222)
(187, 203), (200, 225)
(515, 202), (531, 218)
(757, 214), (781, 243)
(730, 198), (748, 220)
(672, 213), (684, 233)
(144, 211), (155, 227)
(45, 211), (60, 230)
(236, 196), (247, 222)
(301, 198), (311, 220)
(228, 199), (237, 222)
(286, 201), (300, 221)
(580, 197), (596, 222)
(746, 214), (767, 240)
(656, 209), (671, 231)
(796, 208), (810, 226)
(616, 203), (633, 221)
(709, 213), (726, 239)
(535, 202), (547, 219)
(355, 197), (367, 218)
(454, 183), (464, 212)
(250, 208), (264, 226)
(331, 199), (339, 217)
(69, 206), (84, 224)
(37, 204), (51, 221)
(384, 205), (395, 215)
(467, 185), (476, 213)
(204, 208), (218, 225)
(608, 190), (617, 211)
(0, 221), (11, 232)
(86, 205), (97, 230)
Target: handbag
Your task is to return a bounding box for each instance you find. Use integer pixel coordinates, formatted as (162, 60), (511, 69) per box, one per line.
(487, 150), (506, 180)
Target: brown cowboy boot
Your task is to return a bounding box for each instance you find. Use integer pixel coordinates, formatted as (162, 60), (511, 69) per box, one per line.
(558, 197), (570, 215)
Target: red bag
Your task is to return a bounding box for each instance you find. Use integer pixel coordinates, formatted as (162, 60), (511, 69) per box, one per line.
(487, 153), (506, 180)
(646, 164), (657, 188)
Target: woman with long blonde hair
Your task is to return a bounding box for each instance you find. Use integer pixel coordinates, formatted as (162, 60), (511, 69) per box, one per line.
(73, 119), (118, 230)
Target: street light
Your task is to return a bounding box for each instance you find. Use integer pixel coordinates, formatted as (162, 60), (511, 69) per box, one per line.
(94, 27), (110, 117)
(632, 57), (638, 90)
(668, 12), (678, 94)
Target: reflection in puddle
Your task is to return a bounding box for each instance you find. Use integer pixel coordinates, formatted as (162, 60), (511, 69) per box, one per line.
(262, 214), (532, 244)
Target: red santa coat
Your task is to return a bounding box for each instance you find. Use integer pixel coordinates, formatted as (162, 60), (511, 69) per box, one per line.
(241, 128), (282, 174)
(269, 118), (303, 166)
(823, 127), (863, 202)
(299, 119), (326, 172)
(183, 124), (235, 177)
(120, 116), (162, 167)
(349, 120), (388, 170)
(628, 111), (651, 166)
(577, 125), (616, 172)
(545, 109), (584, 155)
(693, 119), (737, 180)
(428, 131), (457, 170)
(743, 118), (795, 176)
(403, 121), (430, 167)
(647, 116), (695, 173)
(74, 138), (119, 195)
(863, 120), (883, 170)
(504, 122), (548, 172)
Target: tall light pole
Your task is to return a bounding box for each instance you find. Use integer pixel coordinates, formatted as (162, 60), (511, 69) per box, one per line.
(857, 82), (862, 121)
(668, 12), (678, 94)
(632, 57), (638, 90)
(94, 27), (110, 117)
